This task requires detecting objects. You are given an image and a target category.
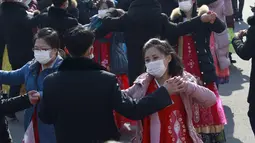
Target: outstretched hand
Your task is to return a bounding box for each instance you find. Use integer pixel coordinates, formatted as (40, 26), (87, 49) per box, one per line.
(163, 76), (188, 95)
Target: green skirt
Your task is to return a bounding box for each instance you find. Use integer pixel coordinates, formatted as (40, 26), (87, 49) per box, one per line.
(200, 130), (226, 143)
(228, 28), (236, 53)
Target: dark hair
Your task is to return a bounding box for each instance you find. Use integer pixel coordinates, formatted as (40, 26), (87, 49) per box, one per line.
(64, 26), (95, 57)
(95, 0), (115, 9)
(143, 38), (184, 77)
(35, 27), (60, 49)
(52, 0), (67, 7)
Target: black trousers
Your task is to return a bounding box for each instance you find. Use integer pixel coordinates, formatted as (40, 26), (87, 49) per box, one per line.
(248, 103), (255, 135)
(232, 0), (245, 18)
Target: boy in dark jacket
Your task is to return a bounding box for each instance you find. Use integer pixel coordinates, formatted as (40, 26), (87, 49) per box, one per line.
(232, 7), (255, 135)
(0, 93), (40, 143)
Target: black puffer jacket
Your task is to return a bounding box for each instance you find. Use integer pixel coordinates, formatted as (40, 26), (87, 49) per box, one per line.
(0, 2), (34, 67)
(95, 0), (206, 83)
(170, 5), (226, 85)
(0, 94), (32, 143)
(232, 15), (255, 103)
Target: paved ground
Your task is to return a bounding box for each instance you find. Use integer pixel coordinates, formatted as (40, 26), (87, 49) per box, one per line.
(8, 1), (255, 143)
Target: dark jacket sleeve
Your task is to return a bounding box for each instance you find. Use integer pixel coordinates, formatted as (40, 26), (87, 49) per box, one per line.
(95, 14), (127, 39)
(0, 94), (32, 116)
(208, 17), (226, 33)
(0, 26), (5, 69)
(162, 14), (203, 44)
(111, 77), (172, 120)
(232, 26), (255, 60)
(39, 75), (57, 124)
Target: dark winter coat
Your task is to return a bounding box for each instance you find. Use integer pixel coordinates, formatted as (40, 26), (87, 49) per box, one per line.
(0, 94), (32, 143)
(39, 57), (172, 142)
(116, 0), (178, 16)
(170, 5), (226, 85)
(0, 2), (34, 67)
(95, 0), (207, 83)
(31, 7), (79, 49)
(232, 15), (255, 103)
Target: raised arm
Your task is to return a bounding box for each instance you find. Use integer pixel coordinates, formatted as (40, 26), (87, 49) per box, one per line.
(208, 17), (226, 33)
(94, 13), (127, 39)
(0, 64), (27, 85)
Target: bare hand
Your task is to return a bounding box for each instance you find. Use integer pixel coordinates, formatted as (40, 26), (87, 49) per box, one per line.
(235, 30), (247, 39)
(171, 76), (188, 93)
(163, 76), (187, 95)
(201, 11), (217, 24)
(28, 90), (40, 105)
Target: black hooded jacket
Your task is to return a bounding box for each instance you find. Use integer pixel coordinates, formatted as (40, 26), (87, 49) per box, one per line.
(232, 15), (255, 103)
(95, 0), (205, 83)
(0, 2), (34, 67)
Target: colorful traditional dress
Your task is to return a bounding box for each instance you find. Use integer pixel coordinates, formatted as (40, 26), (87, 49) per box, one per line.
(177, 35), (227, 143)
(142, 79), (193, 143)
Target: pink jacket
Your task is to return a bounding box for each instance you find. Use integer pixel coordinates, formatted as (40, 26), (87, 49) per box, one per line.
(122, 72), (217, 143)
(209, 0), (233, 69)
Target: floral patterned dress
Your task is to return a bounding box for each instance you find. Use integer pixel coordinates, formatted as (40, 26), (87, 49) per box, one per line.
(142, 79), (193, 143)
(177, 35), (227, 143)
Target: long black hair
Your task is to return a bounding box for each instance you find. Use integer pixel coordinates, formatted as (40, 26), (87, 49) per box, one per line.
(143, 38), (184, 77)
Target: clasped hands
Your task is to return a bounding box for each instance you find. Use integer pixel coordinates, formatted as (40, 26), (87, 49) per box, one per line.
(163, 76), (188, 95)
(28, 90), (41, 105)
(201, 11), (217, 24)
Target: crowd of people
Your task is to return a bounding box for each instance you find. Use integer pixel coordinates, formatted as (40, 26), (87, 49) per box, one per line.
(0, 0), (253, 142)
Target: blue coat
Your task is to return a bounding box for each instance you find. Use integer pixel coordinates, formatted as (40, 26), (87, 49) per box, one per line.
(0, 56), (63, 143)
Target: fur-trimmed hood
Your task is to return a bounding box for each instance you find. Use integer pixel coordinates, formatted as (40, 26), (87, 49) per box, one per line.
(170, 5), (209, 21)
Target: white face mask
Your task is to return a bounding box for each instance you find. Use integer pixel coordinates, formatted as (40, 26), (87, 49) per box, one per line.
(34, 50), (52, 64)
(179, 1), (193, 12)
(145, 59), (167, 78)
(98, 9), (108, 18)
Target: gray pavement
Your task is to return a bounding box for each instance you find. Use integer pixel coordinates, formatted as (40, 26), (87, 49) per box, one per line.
(8, 1), (255, 143)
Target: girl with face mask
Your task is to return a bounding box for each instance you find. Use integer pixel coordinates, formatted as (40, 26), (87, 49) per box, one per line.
(123, 38), (217, 143)
(170, 0), (227, 142)
(0, 28), (63, 143)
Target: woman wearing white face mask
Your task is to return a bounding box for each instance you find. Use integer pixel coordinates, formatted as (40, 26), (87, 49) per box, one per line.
(170, 0), (227, 142)
(0, 27), (63, 143)
(123, 38), (217, 143)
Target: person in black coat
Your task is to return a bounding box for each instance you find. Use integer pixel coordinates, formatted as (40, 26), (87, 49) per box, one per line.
(38, 26), (180, 142)
(95, 0), (219, 83)
(0, 93), (40, 143)
(232, 12), (255, 135)
(31, 0), (79, 49)
(116, 0), (178, 16)
(0, 1), (35, 119)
